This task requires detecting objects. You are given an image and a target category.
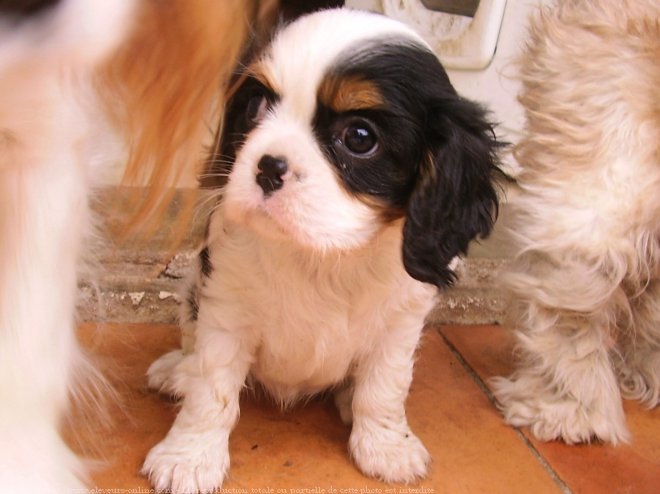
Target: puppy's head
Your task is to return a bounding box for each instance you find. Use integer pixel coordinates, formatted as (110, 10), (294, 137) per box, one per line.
(212, 9), (502, 288)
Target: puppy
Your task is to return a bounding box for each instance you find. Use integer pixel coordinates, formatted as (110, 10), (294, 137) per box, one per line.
(492, 0), (659, 445)
(0, 1), (258, 492)
(143, 8), (502, 493)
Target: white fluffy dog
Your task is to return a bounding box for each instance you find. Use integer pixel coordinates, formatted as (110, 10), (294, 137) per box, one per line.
(0, 1), (258, 491)
(492, 0), (659, 445)
(143, 8), (503, 493)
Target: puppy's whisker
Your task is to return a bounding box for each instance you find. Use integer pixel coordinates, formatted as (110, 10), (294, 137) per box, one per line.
(193, 190), (224, 220)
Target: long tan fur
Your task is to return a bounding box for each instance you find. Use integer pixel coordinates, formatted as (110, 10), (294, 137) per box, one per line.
(99, 0), (277, 235)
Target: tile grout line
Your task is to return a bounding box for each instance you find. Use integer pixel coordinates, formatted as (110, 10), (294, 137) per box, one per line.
(437, 329), (573, 494)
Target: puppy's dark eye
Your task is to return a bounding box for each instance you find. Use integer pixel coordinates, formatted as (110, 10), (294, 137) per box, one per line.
(341, 121), (378, 156)
(245, 93), (269, 123)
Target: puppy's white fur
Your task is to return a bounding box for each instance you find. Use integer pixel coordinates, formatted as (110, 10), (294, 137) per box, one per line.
(492, 0), (660, 445)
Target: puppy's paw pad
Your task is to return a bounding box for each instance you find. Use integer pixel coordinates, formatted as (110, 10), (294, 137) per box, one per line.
(350, 426), (430, 483)
(146, 350), (185, 393)
(142, 432), (229, 494)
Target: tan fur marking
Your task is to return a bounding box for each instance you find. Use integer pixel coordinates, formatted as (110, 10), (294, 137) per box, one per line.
(318, 76), (385, 112)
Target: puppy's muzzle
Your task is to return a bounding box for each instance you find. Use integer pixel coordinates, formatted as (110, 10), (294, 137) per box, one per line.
(256, 155), (288, 195)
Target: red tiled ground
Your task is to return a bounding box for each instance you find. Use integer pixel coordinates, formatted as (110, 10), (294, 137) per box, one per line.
(66, 323), (660, 493)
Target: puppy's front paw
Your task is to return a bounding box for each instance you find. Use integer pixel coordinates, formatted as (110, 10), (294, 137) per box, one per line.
(349, 421), (430, 483)
(147, 349), (185, 395)
(491, 375), (630, 445)
(142, 430), (229, 494)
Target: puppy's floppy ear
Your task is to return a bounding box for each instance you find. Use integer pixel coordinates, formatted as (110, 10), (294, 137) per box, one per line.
(403, 97), (503, 288)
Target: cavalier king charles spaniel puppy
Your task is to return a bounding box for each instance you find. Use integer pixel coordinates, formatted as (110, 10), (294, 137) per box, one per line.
(492, 0), (659, 445)
(0, 0), (265, 492)
(143, 8), (502, 493)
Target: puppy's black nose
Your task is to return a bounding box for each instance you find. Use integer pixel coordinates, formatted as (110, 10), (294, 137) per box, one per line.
(256, 155), (288, 195)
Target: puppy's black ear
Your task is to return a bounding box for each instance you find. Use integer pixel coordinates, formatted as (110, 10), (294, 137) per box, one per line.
(402, 98), (503, 288)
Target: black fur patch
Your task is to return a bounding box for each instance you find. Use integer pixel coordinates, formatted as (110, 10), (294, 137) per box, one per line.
(315, 40), (504, 288)
(313, 41), (438, 213)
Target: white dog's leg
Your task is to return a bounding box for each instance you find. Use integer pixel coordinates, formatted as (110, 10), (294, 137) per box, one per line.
(348, 322), (430, 484)
(492, 270), (630, 445)
(0, 92), (90, 491)
(617, 280), (660, 407)
(142, 327), (252, 494)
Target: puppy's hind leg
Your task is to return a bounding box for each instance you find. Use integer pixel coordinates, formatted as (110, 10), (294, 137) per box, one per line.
(146, 349), (186, 396)
(146, 270), (203, 396)
(492, 255), (630, 445)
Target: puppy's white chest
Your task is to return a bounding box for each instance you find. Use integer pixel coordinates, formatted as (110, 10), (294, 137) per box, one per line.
(251, 304), (358, 398)
(206, 225), (430, 403)
(244, 255), (379, 397)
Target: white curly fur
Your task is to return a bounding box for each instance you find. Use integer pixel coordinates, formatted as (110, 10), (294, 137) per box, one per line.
(492, 0), (660, 445)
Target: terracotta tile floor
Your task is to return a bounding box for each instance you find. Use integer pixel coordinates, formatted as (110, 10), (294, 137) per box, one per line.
(66, 323), (660, 493)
